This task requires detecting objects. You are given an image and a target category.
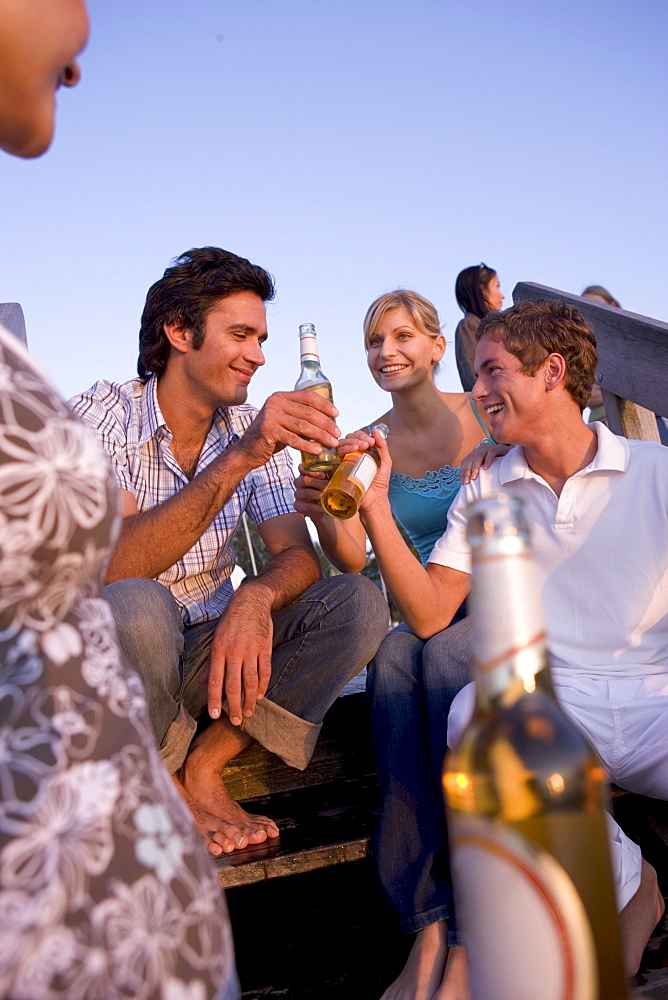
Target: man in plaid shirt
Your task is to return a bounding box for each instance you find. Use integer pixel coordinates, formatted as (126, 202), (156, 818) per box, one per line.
(70, 246), (389, 856)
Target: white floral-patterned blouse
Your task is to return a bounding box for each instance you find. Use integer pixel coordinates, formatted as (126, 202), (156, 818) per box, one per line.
(0, 325), (238, 1000)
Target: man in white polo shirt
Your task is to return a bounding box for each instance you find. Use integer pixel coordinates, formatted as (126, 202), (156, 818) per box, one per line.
(357, 298), (666, 991)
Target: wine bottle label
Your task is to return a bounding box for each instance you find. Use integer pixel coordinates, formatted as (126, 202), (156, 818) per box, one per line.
(349, 453), (377, 492)
(299, 333), (319, 361)
(450, 815), (598, 1000)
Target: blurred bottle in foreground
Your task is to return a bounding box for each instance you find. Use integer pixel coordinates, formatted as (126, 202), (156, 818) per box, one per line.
(321, 423), (389, 519)
(295, 322), (339, 476)
(442, 495), (628, 1000)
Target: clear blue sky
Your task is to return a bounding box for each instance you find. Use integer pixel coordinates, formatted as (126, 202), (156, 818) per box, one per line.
(1, 0), (666, 436)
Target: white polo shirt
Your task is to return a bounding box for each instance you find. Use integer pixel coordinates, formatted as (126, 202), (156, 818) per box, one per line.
(428, 422), (668, 682)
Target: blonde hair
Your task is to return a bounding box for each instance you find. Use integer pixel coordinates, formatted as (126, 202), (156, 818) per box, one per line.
(363, 289), (442, 349)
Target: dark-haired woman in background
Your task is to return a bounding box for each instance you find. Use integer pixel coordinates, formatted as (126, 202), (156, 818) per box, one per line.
(454, 263), (504, 391)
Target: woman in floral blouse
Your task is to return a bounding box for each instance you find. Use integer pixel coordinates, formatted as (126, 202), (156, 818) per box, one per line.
(0, 3), (238, 997)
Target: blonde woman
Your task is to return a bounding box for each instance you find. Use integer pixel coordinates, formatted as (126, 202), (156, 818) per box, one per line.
(295, 289), (505, 1000)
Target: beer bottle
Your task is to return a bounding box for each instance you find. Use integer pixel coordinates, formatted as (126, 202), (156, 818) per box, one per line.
(442, 495), (628, 1000)
(320, 423), (389, 519)
(295, 323), (339, 476)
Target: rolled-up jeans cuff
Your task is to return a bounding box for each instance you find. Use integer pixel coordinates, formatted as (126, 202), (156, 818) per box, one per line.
(402, 904), (455, 938)
(159, 702), (198, 774)
(239, 697), (321, 770)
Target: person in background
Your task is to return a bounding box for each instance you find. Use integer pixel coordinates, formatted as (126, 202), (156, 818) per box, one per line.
(581, 284), (621, 423)
(583, 284), (621, 308)
(454, 263), (504, 391)
(294, 289), (506, 1000)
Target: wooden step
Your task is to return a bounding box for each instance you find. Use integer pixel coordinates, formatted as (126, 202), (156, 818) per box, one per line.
(220, 685), (375, 801)
(215, 773), (379, 887)
(215, 681), (378, 887)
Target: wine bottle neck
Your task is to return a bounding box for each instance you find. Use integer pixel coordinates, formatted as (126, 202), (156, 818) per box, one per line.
(299, 357), (323, 372)
(470, 543), (550, 702)
(299, 331), (320, 364)
(473, 641), (551, 706)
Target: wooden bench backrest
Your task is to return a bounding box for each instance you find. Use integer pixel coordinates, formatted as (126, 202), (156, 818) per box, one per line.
(513, 282), (667, 442)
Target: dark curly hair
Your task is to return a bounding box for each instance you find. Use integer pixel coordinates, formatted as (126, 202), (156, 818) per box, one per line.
(137, 247), (275, 380)
(476, 299), (598, 411)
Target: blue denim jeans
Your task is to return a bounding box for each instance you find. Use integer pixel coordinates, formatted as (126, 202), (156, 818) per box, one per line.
(106, 574), (389, 774)
(367, 616), (472, 936)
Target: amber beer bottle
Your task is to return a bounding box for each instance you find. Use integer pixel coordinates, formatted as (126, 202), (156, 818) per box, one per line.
(320, 423), (389, 519)
(442, 495), (628, 1000)
(294, 323), (339, 476)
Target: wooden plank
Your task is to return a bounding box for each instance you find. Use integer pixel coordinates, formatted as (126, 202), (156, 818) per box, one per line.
(512, 283), (668, 418)
(601, 390), (661, 442)
(217, 837), (372, 887)
(221, 731), (376, 800)
(214, 772), (380, 886)
(220, 690), (375, 800)
(0, 303), (27, 345)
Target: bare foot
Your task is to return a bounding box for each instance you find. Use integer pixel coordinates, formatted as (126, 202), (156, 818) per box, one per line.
(177, 718), (280, 856)
(432, 945), (470, 1000)
(380, 921), (449, 1000)
(620, 858), (665, 975)
(172, 773), (278, 856)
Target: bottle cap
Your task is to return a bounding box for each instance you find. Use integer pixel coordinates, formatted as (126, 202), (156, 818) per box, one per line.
(372, 422), (389, 440)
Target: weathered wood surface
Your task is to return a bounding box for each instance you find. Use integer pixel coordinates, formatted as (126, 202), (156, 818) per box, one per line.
(215, 772), (378, 887)
(217, 836), (372, 888)
(220, 690), (375, 801)
(214, 692), (379, 887)
(512, 282), (668, 436)
(0, 303), (27, 345)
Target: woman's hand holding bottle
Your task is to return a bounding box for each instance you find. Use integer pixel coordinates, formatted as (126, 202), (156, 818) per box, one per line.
(342, 426), (393, 516)
(295, 425), (393, 518)
(293, 465), (331, 520)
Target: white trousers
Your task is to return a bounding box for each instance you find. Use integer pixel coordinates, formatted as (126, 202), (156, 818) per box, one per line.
(447, 670), (668, 911)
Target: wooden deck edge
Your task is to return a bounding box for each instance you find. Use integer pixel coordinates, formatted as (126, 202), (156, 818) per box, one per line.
(216, 837), (372, 888)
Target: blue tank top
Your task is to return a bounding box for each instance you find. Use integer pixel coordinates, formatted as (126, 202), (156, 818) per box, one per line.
(388, 396), (492, 565)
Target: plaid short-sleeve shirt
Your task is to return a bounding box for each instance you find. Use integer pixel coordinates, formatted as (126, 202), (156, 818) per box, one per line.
(69, 376), (296, 625)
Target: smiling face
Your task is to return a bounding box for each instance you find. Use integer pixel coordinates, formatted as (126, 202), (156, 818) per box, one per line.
(179, 291), (268, 408)
(483, 273), (504, 312)
(0, 0), (89, 158)
(366, 305), (445, 392)
(472, 333), (549, 444)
